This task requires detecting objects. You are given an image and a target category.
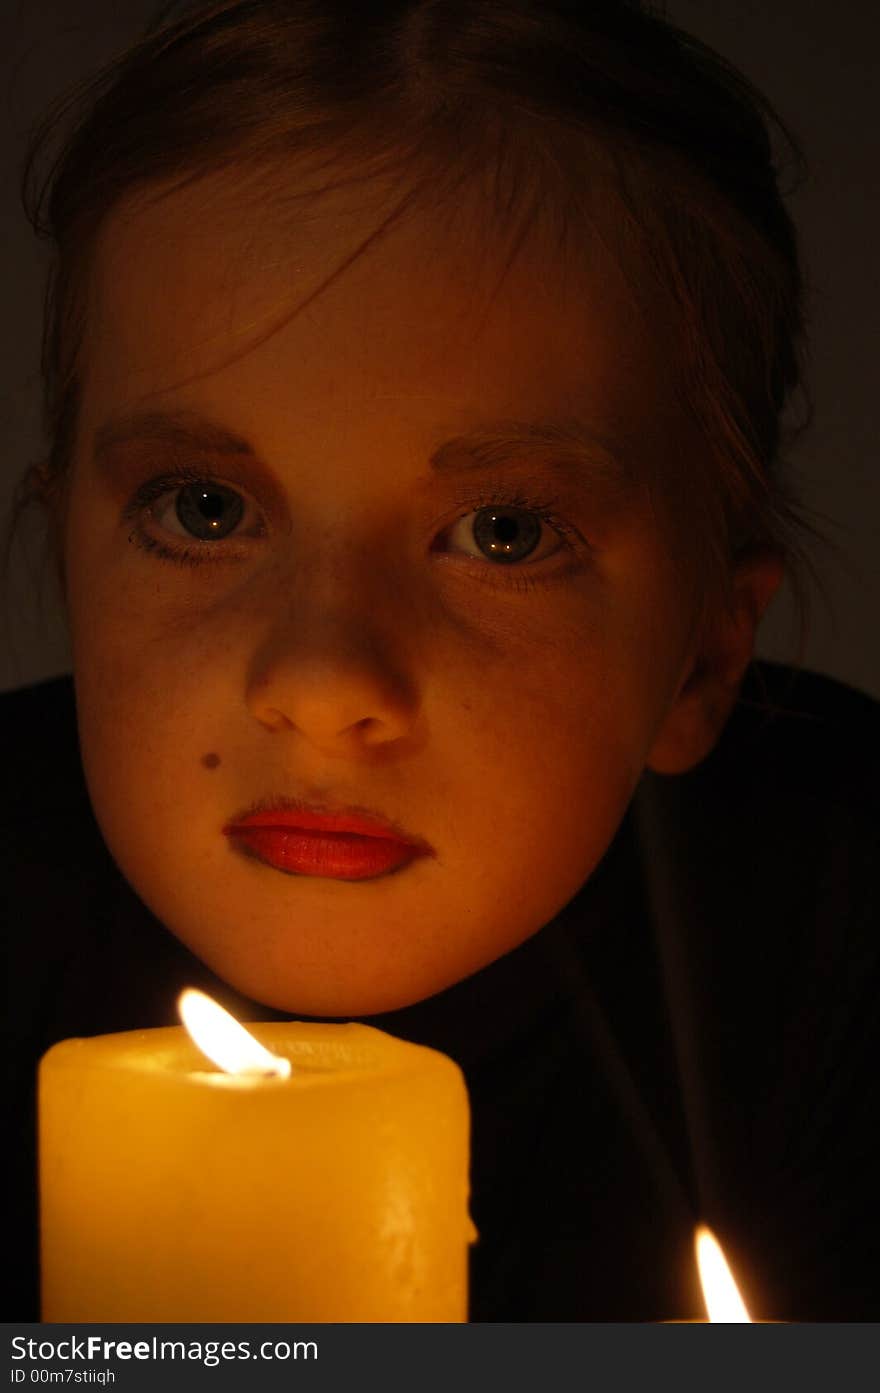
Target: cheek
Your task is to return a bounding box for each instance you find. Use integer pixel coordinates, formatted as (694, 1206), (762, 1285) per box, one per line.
(435, 626), (652, 874)
(64, 563), (221, 831)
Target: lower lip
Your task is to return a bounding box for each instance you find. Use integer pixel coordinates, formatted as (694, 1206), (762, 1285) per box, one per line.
(225, 826), (424, 880)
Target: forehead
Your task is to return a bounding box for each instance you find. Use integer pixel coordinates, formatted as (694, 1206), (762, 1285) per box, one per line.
(81, 163), (676, 457)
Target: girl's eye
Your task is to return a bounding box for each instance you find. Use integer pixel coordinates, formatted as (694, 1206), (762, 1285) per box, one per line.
(152, 480), (248, 542)
(122, 473), (262, 563)
(441, 504), (568, 566)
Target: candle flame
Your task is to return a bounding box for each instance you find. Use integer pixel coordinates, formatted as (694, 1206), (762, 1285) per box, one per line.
(695, 1225), (752, 1322)
(178, 989), (292, 1078)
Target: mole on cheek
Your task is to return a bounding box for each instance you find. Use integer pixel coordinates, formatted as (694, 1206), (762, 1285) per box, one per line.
(201, 753), (221, 770)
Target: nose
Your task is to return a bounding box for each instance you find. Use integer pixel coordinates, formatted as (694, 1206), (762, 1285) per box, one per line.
(245, 601), (422, 760)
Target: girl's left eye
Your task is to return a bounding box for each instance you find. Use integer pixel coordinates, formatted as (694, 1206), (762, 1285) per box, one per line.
(439, 503), (569, 566)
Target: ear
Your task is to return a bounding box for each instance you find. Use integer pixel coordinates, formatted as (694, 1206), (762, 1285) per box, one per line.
(646, 549), (785, 775)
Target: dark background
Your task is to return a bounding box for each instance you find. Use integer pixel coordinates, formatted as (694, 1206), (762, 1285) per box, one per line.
(2, 0), (877, 696)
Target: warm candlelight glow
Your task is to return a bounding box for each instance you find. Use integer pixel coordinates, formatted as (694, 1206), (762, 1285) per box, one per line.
(178, 988), (292, 1078)
(695, 1225), (752, 1322)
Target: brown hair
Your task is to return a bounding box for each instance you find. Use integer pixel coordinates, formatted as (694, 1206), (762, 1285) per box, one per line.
(6, 0), (823, 645)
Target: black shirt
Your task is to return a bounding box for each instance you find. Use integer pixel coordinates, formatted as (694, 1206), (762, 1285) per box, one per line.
(3, 660), (879, 1321)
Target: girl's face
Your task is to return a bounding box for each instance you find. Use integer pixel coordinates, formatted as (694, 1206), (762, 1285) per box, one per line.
(63, 168), (706, 1015)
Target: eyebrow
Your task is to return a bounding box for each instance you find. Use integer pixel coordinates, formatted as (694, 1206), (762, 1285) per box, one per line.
(94, 410), (253, 463)
(427, 418), (633, 489)
(93, 408), (634, 494)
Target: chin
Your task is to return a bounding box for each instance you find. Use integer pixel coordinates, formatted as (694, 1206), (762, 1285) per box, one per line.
(246, 977), (446, 1020)
(199, 953), (457, 1021)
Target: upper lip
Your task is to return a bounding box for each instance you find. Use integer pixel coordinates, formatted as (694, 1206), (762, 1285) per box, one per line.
(222, 795), (434, 853)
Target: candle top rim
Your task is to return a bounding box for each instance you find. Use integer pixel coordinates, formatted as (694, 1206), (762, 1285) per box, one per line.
(39, 1020), (465, 1089)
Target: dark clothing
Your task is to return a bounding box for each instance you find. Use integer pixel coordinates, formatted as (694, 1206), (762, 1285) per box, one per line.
(4, 661), (879, 1321)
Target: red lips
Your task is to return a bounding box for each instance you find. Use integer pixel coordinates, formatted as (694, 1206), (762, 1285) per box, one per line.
(222, 801), (433, 882)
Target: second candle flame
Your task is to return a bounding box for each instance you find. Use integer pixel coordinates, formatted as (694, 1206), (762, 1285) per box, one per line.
(695, 1225), (752, 1322)
(178, 989), (292, 1079)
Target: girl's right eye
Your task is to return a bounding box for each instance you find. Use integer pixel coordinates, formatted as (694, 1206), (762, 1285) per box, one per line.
(153, 479), (248, 542)
(122, 473), (262, 565)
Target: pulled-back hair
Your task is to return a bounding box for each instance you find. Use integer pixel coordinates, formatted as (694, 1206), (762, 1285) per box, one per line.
(8, 0), (820, 640)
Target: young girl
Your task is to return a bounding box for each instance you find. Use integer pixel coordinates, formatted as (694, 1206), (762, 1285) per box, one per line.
(5, 0), (878, 1322)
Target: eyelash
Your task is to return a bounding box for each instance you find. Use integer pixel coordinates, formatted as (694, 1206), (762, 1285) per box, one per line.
(121, 468), (588, 585)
